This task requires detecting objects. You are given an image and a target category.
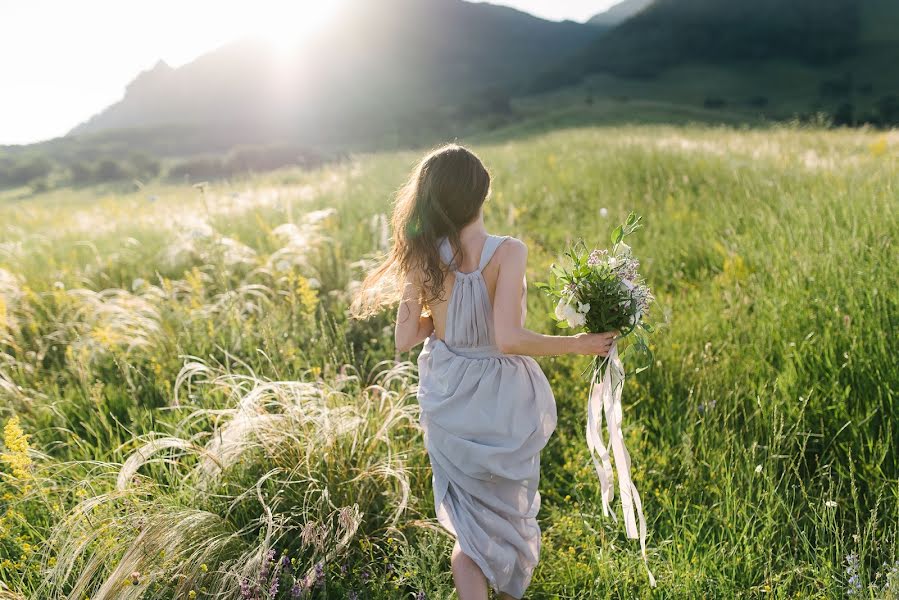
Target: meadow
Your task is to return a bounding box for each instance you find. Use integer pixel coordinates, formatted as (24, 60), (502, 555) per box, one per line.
(0, 124), (897, 599)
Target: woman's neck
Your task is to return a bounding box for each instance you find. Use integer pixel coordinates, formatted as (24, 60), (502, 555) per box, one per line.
(458, 214), (487, 244)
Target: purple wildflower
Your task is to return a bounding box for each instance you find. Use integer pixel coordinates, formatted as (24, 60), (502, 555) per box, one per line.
(314, 561), (325, 587)
(239, 578), (253, 600)
(260, 548), (277, 579)
(290, 581), (304, 599)
(846, 553), (862, 596)
(416, 592), (427, 600)
(587, 249), (607, 266)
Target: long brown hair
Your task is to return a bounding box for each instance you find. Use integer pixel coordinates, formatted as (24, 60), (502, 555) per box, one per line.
(350, 144), (491, 318)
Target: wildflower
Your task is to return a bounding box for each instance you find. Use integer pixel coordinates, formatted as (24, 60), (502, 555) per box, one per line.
(555, 299), (585, 328)
(825, 500), (838, 508)
(845, 553), (862, 596)
(416, 592), (427, 600)
(2, 416), (31, 479)
(314, 561), (325, 586)
(577, 302), (590, 314)
(599, 207), (609, 218)
(188, 592), (196, 599)
(587, 249), (607, 266)
(754, 464), (763, 474)
(290, 581), (304, 598)
(239, 577), (253, 599)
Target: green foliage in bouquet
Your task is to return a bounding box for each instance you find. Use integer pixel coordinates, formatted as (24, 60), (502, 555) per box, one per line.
(535, 212), (655, 378)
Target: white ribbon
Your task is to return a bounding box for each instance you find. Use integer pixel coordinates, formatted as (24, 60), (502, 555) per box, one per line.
(586, 341), (656, 587)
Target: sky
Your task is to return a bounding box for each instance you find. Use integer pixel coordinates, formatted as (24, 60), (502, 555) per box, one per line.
(0, 0), (618, 146)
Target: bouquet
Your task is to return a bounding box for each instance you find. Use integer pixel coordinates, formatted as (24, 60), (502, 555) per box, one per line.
(537, 212), (657, 586)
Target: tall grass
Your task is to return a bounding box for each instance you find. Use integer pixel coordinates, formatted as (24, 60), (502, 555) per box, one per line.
(0, 125), (897, 598)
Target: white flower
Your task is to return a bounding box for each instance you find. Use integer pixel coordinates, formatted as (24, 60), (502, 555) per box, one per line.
(599, 207), (609, 218)
(554, 299), (572, 321)
(577, 301), (590, 314)
(754, 464), (763, 474)
(825, 500), (837, 508)
(608, 257), (618, 268)
(555, 299), (585, 328)
(567, 312), (586, 328)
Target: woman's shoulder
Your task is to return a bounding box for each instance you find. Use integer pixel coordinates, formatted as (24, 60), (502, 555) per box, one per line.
(494, 234), (526, 252)
(492, 235), (527, 263)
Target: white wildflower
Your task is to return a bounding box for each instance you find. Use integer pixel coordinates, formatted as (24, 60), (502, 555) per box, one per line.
(577, 301), (590, 314)
(567, 312), (586, 328)
(554, 299), (573, 321)
(599, 207), (609, 218)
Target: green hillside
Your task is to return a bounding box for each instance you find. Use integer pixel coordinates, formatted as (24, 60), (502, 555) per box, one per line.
(533, 0), (899, 128)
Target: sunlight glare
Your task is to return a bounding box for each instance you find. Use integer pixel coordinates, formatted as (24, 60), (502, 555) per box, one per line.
(253, 1), (347, 52)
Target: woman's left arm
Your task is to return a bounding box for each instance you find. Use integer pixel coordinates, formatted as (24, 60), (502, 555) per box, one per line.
(395, 269), (434, 352)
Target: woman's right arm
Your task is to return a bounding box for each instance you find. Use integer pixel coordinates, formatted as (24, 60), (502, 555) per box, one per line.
(493, 238), (616, 357)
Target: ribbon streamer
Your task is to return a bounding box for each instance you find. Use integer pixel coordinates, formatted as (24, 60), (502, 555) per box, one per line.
(586, 341), (656, 587)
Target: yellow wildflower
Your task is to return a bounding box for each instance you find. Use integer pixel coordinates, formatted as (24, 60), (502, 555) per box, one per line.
(2, 416), (31, 479)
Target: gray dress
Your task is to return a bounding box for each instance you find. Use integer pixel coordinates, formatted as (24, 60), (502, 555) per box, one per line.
(417, 234), (557, 599)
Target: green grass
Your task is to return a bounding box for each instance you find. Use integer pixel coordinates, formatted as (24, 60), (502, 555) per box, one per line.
(0, 124), (897, 599)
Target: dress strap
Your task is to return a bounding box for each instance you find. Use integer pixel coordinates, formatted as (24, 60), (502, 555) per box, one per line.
(477, 235), (508, 272)
(439, 235), (508, 273)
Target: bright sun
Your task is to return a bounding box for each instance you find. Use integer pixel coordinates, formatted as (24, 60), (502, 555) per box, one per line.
(254, 1), (347, 52)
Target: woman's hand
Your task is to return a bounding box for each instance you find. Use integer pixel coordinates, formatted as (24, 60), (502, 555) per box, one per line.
(572, 331), (619, 356)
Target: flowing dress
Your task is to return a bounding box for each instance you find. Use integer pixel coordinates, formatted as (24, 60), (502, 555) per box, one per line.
(417, 234), (557, 599)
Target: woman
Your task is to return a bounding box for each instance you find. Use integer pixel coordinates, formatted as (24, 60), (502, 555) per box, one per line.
(352, 144), (616, 599)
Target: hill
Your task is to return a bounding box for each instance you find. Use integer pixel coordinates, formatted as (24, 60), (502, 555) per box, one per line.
(533, 0), (899, 126)
(68, 0), (599, 150)
(588, 0), (655, 27)
(578, 0), (860, 77)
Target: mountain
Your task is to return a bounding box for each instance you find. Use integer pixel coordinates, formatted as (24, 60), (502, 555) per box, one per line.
(575, 0), (861, 78)
(529, 0), (899, 127)
(588, 0), (655, 27)
(67, 0), (599, 152)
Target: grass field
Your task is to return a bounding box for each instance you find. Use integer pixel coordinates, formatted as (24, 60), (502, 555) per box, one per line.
(0, 124), (897, 599)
